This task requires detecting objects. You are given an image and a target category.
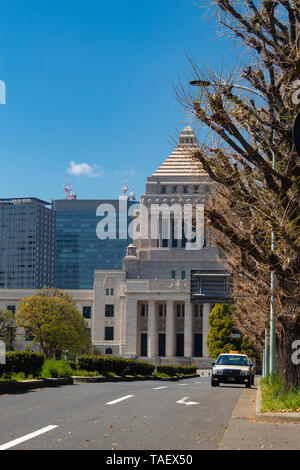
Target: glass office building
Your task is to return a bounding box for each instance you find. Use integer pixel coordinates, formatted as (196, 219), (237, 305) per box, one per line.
(0, 198), (55, 288)
(53, 199), (138, 289)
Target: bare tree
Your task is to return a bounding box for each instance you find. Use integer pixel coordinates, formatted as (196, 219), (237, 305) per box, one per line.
(177, 0), (300, 387)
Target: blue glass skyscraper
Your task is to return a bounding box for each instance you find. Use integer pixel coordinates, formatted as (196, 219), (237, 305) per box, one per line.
(52, 199), (138, 289)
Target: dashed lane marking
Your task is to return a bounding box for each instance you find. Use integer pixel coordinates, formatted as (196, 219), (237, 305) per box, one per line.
(0, 425), (58, 450)
(106, 395), (134, 405)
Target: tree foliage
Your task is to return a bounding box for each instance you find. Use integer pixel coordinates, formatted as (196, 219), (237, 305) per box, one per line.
(207, 303), (256, 358)
(0, 309), (15, 337)
(177, 0), (300, 387)
(16, 288), (90, 359)
(0, 309), (15, 350)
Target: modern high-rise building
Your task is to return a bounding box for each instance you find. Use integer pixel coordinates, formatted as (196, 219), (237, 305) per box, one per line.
(0, 198), (55, 289)
(52, 198), (138, 289)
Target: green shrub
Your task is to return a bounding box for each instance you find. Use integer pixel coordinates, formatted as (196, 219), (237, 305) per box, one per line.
(77, 355), (155, 377)
(67, 360), (77, 371)
(41, 359), (73, 378)
(125, 360), (155, 376)
(156, 365), (197, 376)
(77, 355), (107, 373)
(4, 351), (44, 378)
(104, 357), (129, 376)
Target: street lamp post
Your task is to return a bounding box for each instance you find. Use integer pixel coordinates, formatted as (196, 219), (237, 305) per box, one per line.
(190, 79), (276, 377)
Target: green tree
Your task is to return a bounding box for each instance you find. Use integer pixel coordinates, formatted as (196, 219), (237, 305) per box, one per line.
(0, 309), (15, 350)
(16, 288), (90, 359)
(207, 304), (256, 359)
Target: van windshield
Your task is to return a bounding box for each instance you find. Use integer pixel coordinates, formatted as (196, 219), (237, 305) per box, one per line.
(216, 355), (249, 366)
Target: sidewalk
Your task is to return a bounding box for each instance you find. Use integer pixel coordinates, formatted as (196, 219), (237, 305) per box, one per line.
(219, 380), (300, 450)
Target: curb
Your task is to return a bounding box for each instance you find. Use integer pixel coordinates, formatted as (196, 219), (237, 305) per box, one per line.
(0, 373), (200, 393)
(73, 374), (199, 383)
(255, 381), (300, 423)
(0, 377), (73, 394)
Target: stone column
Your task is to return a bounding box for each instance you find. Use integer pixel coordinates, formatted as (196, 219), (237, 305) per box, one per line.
(184, 301), (192, 358)
(166, 300), (174, 357)
(202, 303), (211, 357)
(147, 300), (156, 357)
(125, 298), (138, 356)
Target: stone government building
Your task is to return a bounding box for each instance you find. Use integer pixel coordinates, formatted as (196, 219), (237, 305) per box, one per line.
(0, 127), (230, 365)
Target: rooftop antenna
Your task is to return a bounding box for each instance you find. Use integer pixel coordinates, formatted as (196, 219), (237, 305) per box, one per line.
(121, 174), (128, 199)
(69, 180), (77, 199)
(63, 176), (71, 200)
(129, 181), (136, 201)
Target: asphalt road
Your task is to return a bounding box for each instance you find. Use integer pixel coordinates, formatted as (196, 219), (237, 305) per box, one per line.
(0, 377), (243, 450)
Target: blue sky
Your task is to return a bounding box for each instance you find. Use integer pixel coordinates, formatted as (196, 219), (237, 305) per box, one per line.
(0, 0), (237, 202)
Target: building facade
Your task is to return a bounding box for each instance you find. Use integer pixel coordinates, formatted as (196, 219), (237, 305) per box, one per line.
(0, 198), (55, 289)
(92, 127), (230, 364)
(0, 127), (230, 364)
(53, 198), (138, 289)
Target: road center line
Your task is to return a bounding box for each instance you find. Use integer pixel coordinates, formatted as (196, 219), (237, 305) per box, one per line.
(153, 386), (167, 390)
(0, 425), (58, 450)
(106, 395), (134, 405)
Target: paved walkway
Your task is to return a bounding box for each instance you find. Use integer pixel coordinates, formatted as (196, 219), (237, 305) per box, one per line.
(219, 381), (300, 450)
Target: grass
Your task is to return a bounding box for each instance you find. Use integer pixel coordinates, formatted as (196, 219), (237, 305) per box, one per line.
(72, 369), (103, 377)
(41, 359), (73, 378)
(154, 372), (172, 378)
(261, 374), (300, 412)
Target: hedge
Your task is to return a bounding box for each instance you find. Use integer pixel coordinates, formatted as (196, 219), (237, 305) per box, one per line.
(77, 355), (155, 376)
(156, 365), (197, 376)
(0, 351), (45, 379)
(124, 360), (155, 376)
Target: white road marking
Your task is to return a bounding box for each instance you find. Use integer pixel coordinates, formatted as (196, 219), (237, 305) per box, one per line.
(176, 397), (199, 406)
(153, 386), (167, 390)
(106, 395), (134, 405)
(179, 383), (187, 386)
(0, 425), (58, 450)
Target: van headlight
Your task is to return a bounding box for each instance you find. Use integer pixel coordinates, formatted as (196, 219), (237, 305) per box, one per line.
(213, 369), (223, 375)
(240, 369), (250, 375)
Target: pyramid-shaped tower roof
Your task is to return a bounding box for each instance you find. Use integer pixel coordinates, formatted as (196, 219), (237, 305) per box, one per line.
(152, 126), (205, 177)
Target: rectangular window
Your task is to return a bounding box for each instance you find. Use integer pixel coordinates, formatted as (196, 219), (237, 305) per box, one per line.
(171, 271), (176, 280)
(181, 271), (186, 280)
(172, 186), (177, 193)
(106, 288), (109, 295)
(105, 327), (114, 341)
(141, 304), (146, 316)
(7, 305), (16, 314)
(105, 304), (114, 317)
(158, 304), (165, 317)
(161, 186), (166, 194)
(83, 306), (91, 319)
(183, 186), (188, 194)
(176, 304), (185, 317)
(110, 288), (114, 296)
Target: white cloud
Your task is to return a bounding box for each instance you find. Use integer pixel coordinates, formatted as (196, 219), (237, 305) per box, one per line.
(67, 161), (103, 178)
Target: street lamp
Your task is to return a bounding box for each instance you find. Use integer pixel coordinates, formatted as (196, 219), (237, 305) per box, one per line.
(190, 78), (276, 377)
